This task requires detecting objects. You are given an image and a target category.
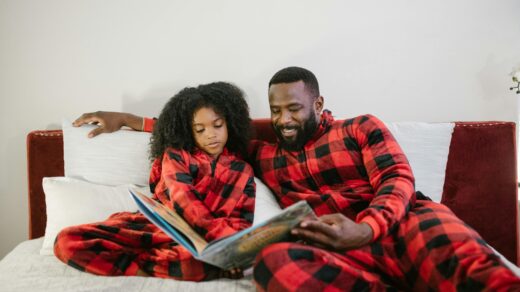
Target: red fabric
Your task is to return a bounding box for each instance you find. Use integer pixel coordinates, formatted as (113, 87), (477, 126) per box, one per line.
(143, 117), (155, 133)
(254, 201), (520, 291)
(442, 122), (519, 265)
(54, 147), (255, 280)
(250, 113), (416, 242)
(249, 114), (520, 290)
(26, 130), (64, 239)
(26, 119), (519, 266)
(54, 212), (211, 280)
(150, 147), (255, 242)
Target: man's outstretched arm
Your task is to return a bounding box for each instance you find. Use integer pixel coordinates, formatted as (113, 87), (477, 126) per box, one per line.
(73, 111), (155, 137)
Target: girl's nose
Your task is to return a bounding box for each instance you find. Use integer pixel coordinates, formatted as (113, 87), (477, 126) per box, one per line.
(205, 129), (217, 139)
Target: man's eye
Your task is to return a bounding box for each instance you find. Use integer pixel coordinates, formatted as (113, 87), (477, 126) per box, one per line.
(271, 108), (280, 114)
(289, 107), (301, 112)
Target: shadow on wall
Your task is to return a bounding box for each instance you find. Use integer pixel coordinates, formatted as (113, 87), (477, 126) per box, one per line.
(121, 82), (205, 118)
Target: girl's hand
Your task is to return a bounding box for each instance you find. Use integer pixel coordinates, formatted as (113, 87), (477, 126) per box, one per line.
(220, 267), (244, 279)
(291, 213), (373, 251)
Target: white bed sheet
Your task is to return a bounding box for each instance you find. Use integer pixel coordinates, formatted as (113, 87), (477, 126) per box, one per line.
(0, 238), (254, 292)
(1, 238), (519, 292)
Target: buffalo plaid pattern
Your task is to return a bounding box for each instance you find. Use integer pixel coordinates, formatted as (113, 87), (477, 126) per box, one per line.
(251, 112), (520, 291)
(54, 147), (255, 281)
(251, 112), (415, 242)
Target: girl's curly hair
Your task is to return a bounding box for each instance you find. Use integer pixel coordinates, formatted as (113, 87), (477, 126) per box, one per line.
(150, 82), (252, 160)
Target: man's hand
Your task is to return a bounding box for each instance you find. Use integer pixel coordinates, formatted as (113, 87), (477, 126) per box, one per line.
(291, 213), (373, 251)
(73, 111), (144, 138)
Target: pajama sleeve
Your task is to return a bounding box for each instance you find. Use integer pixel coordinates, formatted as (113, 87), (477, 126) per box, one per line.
(143, 117), (156, 133)
(160, 148), (255, 242)
(347, 115), (416, 242)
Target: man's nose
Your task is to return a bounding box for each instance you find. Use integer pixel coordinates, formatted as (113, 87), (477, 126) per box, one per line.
(280, 110), (292, 124)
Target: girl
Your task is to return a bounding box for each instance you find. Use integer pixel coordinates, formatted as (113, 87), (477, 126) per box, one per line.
(54, 82), (255, 281)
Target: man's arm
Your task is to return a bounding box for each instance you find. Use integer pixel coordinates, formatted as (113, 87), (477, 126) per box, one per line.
(293, 114), (415, 251)
(73, 111), (151, 137)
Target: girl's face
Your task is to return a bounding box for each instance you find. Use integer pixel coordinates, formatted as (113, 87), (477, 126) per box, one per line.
(192, 107), (228, 158)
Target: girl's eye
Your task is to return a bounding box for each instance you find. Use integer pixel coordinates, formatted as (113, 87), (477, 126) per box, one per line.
(195, 129), (204, 134)
(214, 124), (223, 128)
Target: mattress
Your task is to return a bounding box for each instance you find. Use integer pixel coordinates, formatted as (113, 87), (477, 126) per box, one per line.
(2, 238), (519, 292)
(0, 238), (254, 292)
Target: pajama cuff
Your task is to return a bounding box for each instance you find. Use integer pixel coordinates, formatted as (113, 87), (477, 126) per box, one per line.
(143, 117), (156, 133)
(360, 216), (381, 242)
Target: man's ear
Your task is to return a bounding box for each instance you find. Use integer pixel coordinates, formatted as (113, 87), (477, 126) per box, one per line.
(314, 96), (324, 114)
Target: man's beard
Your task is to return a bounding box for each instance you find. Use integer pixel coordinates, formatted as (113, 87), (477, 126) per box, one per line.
(273, 114), (319, 151)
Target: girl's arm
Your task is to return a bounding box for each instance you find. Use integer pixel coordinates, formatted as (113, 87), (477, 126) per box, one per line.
(159, 148), (255, 242)
(205, 170), (255, 241)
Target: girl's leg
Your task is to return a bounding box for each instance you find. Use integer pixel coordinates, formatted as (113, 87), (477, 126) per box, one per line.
(54, 211), (218, 281)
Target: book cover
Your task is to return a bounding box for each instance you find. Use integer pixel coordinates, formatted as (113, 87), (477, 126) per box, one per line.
(129, 189), (316, 269)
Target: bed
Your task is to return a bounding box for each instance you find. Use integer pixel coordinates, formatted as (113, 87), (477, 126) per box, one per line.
(0, 118), (518, 291)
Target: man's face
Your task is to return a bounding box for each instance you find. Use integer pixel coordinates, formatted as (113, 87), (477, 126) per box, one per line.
(268, 81), (323, 151)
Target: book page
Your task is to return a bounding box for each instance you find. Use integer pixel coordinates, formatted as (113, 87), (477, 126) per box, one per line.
(131, 189), (208, 254)
(199, 200), (316, 269)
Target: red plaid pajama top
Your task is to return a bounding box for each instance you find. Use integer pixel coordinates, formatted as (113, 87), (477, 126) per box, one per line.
(250, 111), (414, 242)
(248, 111), (520, 291)
(54, 147), (255, 281)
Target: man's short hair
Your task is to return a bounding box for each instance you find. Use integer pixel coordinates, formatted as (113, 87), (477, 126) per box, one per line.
(268, 66), (320, 98)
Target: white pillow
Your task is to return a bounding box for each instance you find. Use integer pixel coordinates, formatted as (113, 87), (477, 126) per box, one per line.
(41, 177), (151, 255)
(384, 122), (454, 203)
(252, 177), (282, 226)
(62, 119), (152, 186)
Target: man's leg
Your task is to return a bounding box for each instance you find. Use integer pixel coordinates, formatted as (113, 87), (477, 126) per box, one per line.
(253, 200), (520, 291)
(54, 211), (217, 281)
(393, 200), (520, 291)
(253, 242), (389, 291)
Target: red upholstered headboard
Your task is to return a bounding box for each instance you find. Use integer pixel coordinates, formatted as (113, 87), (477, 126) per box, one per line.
(26, 119), (519, 265)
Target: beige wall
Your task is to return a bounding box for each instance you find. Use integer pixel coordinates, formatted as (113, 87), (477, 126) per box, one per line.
(1, 0), (520, 259)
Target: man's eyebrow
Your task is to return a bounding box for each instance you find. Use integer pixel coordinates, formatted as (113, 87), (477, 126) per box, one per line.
(270, 102), (303, 108)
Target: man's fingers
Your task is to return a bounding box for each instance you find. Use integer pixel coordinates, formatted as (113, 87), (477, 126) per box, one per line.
(88, 126), (106, 138)
(292, 227), (333, 248)
(73, 113), (98, 127)
(299, 220), (338, 238)
(318, 213), (352, 225)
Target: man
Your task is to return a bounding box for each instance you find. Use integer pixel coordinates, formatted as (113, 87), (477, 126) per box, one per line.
(74, 67), (520, 290)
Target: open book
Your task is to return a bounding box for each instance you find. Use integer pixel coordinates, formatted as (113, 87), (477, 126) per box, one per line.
(129, 189), (316, 270)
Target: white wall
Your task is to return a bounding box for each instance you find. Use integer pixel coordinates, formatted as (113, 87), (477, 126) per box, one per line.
(1, 0), (519, 258)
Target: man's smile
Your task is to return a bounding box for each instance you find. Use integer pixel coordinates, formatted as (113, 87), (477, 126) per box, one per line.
(281, 127), (297, 138)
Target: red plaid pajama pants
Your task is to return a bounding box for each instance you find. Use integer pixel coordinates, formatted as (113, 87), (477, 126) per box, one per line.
(54, 211), (219, 281)
(253, 200), (520, 291)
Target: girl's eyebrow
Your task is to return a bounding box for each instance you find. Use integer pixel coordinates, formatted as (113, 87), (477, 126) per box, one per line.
(192, 117), (224, 127)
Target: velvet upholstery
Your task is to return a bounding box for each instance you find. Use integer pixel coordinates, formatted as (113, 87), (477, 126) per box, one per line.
(441, 122), (518, 265)
(26, 120), (519, 265)
(26, 130), (64, 240)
